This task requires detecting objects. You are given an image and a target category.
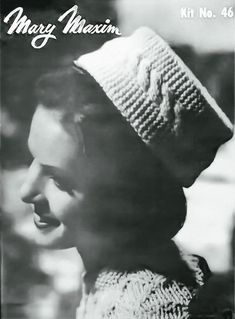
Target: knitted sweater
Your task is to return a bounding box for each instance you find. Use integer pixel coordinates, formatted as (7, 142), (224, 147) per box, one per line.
(76, 253), (209, 319)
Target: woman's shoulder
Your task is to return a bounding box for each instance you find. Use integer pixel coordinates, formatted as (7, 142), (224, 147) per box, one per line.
(180, 251), (211, 287)
(77, 253), (211, 319)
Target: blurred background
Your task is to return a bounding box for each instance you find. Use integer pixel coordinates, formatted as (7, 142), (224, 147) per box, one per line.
(1, 0), (234, 318)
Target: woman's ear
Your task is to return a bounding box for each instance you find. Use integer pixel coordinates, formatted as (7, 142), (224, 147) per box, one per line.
(74, 112), (85, 124)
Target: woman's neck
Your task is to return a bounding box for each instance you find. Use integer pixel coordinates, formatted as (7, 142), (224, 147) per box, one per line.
(77, 240), (197, 292)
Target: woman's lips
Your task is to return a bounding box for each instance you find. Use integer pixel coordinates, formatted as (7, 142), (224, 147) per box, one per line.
(33, 213), (61, 229)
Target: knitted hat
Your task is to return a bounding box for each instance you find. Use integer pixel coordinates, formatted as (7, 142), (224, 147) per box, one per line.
(74, 27), (233, 187)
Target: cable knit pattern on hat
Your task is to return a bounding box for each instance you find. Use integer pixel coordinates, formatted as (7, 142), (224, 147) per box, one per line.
(76, 254), (209, 319)
(74, 27), (233, 187)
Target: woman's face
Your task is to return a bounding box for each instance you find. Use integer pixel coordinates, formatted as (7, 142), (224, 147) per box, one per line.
(20, 104), (88, 249)
(20, 102), (186, 264)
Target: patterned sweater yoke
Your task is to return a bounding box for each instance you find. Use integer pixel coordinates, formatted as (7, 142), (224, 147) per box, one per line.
(76, 253), (210, 319)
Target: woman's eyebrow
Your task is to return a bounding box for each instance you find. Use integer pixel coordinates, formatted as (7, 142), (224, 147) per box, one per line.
(41, 164), (76, 182)
(40, 164), (68, 177)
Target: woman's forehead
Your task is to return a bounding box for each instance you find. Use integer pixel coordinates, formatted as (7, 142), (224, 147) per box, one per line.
(28, 105), (83, 170)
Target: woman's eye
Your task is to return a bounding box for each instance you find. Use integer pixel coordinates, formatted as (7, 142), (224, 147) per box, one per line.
(50, 177), (74, 195)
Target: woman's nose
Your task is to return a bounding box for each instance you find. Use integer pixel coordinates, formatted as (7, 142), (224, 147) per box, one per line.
(20, 160), (44, 203)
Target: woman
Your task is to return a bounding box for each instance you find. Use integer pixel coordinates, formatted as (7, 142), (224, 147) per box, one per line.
(20, 27), (233, 318)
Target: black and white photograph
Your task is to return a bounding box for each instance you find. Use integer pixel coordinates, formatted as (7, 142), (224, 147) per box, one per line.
(1, 1), (235, 318)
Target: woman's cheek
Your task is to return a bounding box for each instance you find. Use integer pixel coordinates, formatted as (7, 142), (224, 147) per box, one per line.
(44, 179), (85, 223)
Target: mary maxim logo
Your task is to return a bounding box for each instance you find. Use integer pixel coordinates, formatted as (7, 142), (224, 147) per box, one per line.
(3, 5), (121, 49)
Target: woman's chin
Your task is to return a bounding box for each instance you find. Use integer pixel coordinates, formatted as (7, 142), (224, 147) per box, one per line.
(31, 223), (75, 249)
